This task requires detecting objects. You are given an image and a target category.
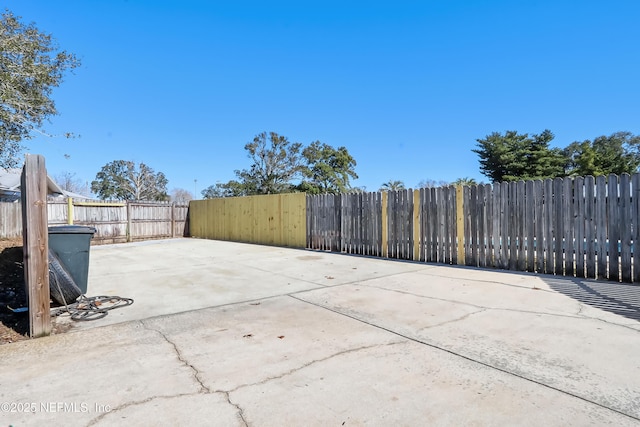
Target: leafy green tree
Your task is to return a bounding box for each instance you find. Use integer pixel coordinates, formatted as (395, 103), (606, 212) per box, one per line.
(91, 160), (168, 201)
(236, 131), (303, 195)
(205, 132), (359, 198)
(379, 180), (406, 191)
(298, 141), (357, 194)
(201, 180), (250, 198)
(473, 130), (565, 182)
(0, 10), (80, 168)
(563, 132), (640, 176)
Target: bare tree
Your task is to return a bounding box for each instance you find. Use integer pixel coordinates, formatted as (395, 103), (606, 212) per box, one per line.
(170, 188), (193, 204)
(417, 179), (450, 188)
(54, 171), (90, 196)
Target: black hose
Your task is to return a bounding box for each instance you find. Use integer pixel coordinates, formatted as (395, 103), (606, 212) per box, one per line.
(51, 295), (134, 321)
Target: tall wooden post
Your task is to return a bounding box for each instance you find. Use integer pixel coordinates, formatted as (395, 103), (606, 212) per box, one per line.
(126, 201), (133, 242)
(67, 197), (74, 225)
(171, 202), (176, 238)
(21, 154), (51, 337)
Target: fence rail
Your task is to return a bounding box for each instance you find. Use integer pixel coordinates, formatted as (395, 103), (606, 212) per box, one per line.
(1, 199), (188, 244)
(307, 173), (640, 284)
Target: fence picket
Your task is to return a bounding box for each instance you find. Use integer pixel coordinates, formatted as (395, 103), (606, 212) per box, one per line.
(584, 176), (596, 279)
(608, 175), (621, 282)
(620, 174), (632, 282)
(563, 177), (574, 277)
(575, 176), (585, 278)
(595, 176), (608, 279)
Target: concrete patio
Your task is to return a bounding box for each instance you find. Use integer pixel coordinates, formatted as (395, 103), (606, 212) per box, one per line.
(0, 238), (639, 426)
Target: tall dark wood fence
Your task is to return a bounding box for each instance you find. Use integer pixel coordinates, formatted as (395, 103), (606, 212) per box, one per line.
(307, 186), (458, 264)
(307, 173), (640, 284)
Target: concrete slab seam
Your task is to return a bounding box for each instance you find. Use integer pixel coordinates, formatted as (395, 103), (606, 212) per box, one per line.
(289, 295), (640, 423)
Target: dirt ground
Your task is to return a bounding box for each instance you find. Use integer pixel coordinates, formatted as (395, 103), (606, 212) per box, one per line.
(0, 237), (29, 344)
(0, 238), (71, 344)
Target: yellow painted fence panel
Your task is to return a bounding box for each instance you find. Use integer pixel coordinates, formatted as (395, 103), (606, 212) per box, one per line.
(189, 193), (307, 248)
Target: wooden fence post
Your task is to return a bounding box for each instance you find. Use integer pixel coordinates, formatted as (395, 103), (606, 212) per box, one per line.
(126, 201), (132, 242)
(171, 202), (176, 238)
(21, 154), (51, 337)
(456, 185), (465, 265)
(67, 197), (74, 225)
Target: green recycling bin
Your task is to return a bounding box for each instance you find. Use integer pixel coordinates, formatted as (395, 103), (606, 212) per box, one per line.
(48, 225), (97, 294)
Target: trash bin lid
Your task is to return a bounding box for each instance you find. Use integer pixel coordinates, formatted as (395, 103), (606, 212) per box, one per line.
(48, 225), (97, 234)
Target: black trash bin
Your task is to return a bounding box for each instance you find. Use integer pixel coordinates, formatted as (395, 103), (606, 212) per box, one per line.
(48, 226), (97, 295)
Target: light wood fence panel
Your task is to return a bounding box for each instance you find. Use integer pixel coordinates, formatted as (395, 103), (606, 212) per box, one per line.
(0, 202), (22, 238)
(189, 193), (306, 247)
(2, 200), (187, 244)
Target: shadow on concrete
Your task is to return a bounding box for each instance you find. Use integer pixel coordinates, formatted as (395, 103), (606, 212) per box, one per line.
(540, 275), (640, 321)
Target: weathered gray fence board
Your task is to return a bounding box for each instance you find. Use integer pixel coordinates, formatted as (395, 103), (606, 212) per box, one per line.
(533, 180), (544, 273)
(477, 185), (489, 268)
(608, 176), (620, 282)
(620, 174), (632, 282)
(305, 173), (640, 283)
(563, 178), (574, 276)
(492, 183), (501, 269)
(634, 174), (640, 283)
(584, 176), (596, 279)
(0, 202), (22, 238)
(574, 176), (585, 278)
(552, 178), (563, 275)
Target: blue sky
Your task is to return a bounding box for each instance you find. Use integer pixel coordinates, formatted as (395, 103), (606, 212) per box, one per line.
(5, 0), (640, 196)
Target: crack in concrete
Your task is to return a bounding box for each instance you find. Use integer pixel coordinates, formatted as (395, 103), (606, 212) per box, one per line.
(228, 341), (404, 394)
(219, 390), (249, 427)
(85, 392), (199, 426)
(415, 270), (556, 293)
(141, 320), (211, 393)
(419, 308), (489, 330)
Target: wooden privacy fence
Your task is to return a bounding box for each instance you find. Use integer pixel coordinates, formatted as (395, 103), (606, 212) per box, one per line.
(307, 173), (640, 284)
(462, 174), (640, 282)
(1, 199), (188, 244)
(0, 202), (21, 238)
(189, 193), (306, 247)
(307, 187), (458, 264)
